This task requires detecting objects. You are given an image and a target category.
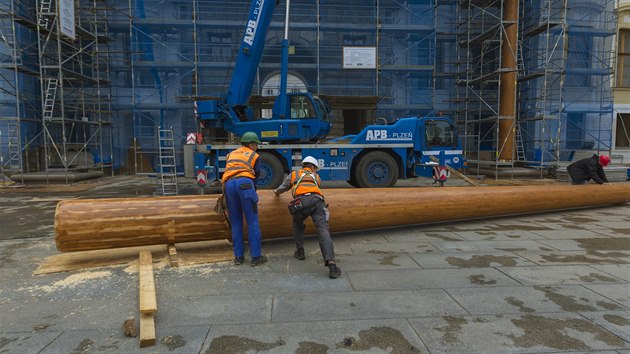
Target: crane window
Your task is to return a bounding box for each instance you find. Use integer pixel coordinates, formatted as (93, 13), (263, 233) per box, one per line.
(290, 95), (315, 119)
(426, 120), (457, 147)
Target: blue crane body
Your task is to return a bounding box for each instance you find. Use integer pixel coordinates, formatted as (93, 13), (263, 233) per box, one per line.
(194, 0), (464, 188)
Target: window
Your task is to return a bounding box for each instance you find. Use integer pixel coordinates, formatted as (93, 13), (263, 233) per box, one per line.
(565, 33), (591, 87)
(342, 35), (366, 46)
(425, 120), (457, 147)
(566, 112), (585, 149)
(616, 113), (630, 148)
(617, 29), (630, 87)
(290, 95), (315, 119)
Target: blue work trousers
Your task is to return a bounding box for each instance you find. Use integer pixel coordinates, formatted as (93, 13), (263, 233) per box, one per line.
(225, 177), (262, 258)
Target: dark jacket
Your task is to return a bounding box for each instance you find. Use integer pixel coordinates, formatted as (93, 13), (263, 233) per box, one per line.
(567, 154), (608, 184)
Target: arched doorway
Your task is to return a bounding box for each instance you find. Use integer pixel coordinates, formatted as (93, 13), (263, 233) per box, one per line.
(261, 73), (307, 119)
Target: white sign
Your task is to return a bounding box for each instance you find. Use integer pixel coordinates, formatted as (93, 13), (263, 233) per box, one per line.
(343, 47), (376, 69)
(186, 133), (197, 144)
(59, 0), (75, 40)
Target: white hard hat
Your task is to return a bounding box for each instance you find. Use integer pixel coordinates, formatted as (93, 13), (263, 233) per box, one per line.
(301, 156), (319, 169)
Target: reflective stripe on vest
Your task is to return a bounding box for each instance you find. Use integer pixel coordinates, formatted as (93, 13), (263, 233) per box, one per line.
(290, 168), (323, 198)
(221, 146), (258, 182)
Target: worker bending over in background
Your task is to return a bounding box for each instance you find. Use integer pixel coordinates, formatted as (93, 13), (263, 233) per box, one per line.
(274, 156), (341, 279)
(222, 132), (267, 267)
(567, 154), (611, 185)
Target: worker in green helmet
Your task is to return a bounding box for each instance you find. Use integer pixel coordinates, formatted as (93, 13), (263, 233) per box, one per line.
(221, 131), (267, 267)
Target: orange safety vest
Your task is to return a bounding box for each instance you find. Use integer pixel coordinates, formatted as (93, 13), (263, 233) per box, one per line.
(221, 146), (259, 183)
(290, 168), (323, 198)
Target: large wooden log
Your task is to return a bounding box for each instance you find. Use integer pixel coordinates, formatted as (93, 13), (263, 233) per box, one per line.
(55, 184), (630, 252)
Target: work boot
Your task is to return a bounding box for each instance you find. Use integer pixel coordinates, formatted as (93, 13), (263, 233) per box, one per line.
(327, 262), (341, 279)
(251, 255), (268, 267)
(234, 257), (244, 266)
(294, 248), (305, 260)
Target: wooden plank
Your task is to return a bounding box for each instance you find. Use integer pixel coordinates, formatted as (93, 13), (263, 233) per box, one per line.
(34, 244), (167, 275)
(167, 244), (179, 267)
(429, 155), (478, 186)
(139, 313), (155, 348)
(34, 240), (232, 275)
(139, 251), (157, 315)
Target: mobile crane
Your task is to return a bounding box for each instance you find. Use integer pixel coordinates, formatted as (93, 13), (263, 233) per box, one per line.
(193, 0), (464, 189)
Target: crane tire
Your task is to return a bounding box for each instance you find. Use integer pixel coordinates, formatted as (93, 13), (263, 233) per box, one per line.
(256, 152), (284, 189)
(355, 151), (398, 188)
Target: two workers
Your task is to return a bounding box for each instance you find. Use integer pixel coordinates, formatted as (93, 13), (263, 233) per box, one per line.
(221, 131), (340, 279)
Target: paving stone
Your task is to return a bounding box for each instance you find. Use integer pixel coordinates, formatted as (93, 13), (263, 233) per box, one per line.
(380, 229), (465, 243)
(0, 331), (61, 353)
(347, 268), (521, 291)
(589, 265), (630, 281)
(453, 229), (545, 241)
(272, 289), (467, 322)
(41, 326), (210, 353)
(532, 229), (614, 239)
(445, 285), (628, 315)
(582, 284), (630, 308)
(409, 313), (630, 353)
(200, 319), (429, 354)
(1, 267), (135, 303)
(537, 239), (630, 255)
(514, 250), (628, 266)
(158, 294), (272, 326)
(579, 310), (630, 343)
(429, 239), (557, 253)
(331, 253), (421, 271)
(217, 270), (353, 294)
(349, 242), (440, 254)
(418, 220), (492, 232)
(410, 252), (536, 269)
(0, 299), (136, 332)
(499, 265), (625, 286)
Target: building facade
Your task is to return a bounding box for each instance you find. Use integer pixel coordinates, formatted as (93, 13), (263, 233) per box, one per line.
(0, 0), (620, 180)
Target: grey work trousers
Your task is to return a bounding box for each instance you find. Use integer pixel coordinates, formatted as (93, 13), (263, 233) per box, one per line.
(292, 194), (335, 262)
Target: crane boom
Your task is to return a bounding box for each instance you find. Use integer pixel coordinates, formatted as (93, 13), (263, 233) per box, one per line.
(195, 0), (331, 143)
(227, 0), (279, 108)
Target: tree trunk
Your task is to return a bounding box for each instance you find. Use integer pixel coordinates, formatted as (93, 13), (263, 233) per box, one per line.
(55, 184), (630, 252)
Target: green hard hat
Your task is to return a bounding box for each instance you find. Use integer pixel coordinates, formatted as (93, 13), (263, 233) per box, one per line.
(240, 131), (261, 144)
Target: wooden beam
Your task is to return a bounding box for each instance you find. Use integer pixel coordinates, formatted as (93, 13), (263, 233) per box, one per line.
(139, 251), (157, 315)
(167, 244), (179, 267)
(429, 155), (478, 186)
(139, 313), (155, 348)
(55, 185), (630, 252)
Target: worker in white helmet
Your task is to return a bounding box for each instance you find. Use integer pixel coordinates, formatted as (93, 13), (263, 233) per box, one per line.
(273, 156), (341, 279)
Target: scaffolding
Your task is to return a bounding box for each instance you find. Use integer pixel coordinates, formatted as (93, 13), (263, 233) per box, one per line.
(450, 0), (616, 178)
(2, 0), (617, 180)
(518, 0), (616, 167)
(103, 0), (441, 173)
(0, 0), (113, 182)
(0, 0), (41, 179)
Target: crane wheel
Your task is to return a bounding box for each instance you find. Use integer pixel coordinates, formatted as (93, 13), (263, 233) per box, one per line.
(355, 151), (398, 188)
(256, 152), (284, 189)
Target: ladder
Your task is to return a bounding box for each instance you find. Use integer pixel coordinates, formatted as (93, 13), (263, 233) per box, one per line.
(38, 0), (53, 29)
(157, 128), (178, 196)
(42, 78), (58, 120)
(515, 123), (526, 161)
(516, 40), (525, 79)
(4, 121), (22, 170)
